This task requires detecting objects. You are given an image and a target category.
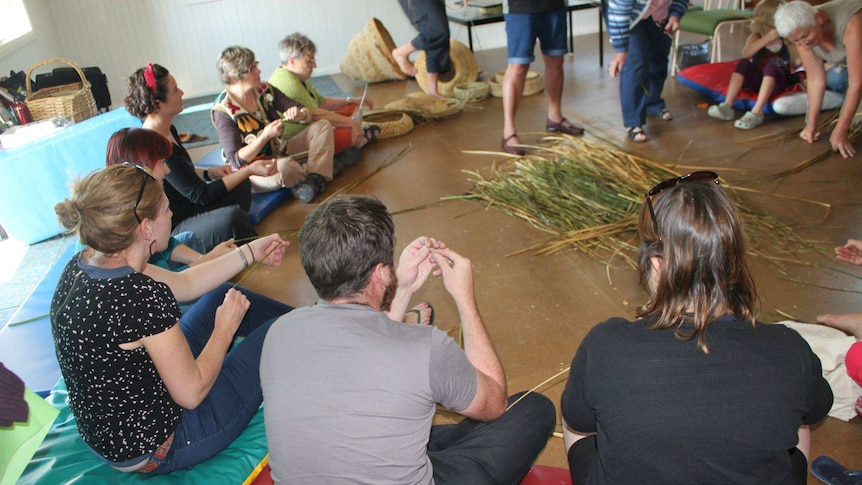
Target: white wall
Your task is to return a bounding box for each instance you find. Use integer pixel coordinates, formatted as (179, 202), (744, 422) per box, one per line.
(1, 0), (600, 105)
(0, 0), (62, 89)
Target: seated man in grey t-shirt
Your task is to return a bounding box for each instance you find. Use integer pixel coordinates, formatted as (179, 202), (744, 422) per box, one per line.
(260, 194), (555, 485)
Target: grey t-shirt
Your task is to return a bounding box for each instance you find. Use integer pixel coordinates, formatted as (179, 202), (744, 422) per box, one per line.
(260, 301), (478, 485)
(814, 0), (862, 64)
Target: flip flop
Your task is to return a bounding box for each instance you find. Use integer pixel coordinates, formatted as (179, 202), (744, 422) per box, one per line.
(811, 456), (862, 485)
(403, 301), (435, 326)
(363, 124), (381, 145)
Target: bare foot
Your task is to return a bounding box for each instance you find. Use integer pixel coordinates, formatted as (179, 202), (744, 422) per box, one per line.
(392, 47), (417, 77)
(816, 313), (862, 338)
(402, 301), (434, 325)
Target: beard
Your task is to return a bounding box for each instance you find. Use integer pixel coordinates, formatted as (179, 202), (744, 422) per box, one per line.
(380, 268), (398, 313)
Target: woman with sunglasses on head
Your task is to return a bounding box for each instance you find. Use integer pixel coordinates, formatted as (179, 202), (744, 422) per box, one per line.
(213, 46), (336, 204)
(560, 172), (833, 484)
(126, 63), (271, 253)
(53, 164), (290, 475)
(774, 0), (862, 158)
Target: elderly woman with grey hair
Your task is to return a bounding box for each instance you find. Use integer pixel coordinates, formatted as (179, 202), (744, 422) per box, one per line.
(775, 0), (862, 158)
(211, 45), (335, 203)
(268, 33), (377, 153)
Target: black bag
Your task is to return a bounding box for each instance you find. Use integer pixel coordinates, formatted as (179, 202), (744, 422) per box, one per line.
(0, 70), (28, 102)
(677, 41), (711, 70)
(34, 66), (111, 112)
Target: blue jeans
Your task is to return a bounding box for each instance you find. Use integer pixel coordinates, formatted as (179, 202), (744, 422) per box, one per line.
(826, 64), (848, 93)
(620, 19), (672, 128)
(150, 284), (292, 474)
(428, 392), (556, 485)
(505, 9), (567, 64)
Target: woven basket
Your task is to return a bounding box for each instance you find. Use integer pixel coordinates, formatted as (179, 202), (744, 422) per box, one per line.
(489, 71), (543, 98)
(385, 92), (463, 120)
(340, 18), (408, 83)
(362, 111), (414, 139)
(26, 58), (97, 123)
(453, 82), (490, 102)
(414, 40), (479, 97)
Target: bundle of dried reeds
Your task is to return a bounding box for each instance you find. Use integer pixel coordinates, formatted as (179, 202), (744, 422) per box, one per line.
(452, 136), (823, 269)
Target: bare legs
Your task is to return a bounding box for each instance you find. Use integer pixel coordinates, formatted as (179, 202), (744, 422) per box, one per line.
(751, 76), (776, 115)
(392, 42), (443, 97)
(723, 72), (745, 109)
(544, 54), (565, 123)
(503, 62), (530, 148)
(392, 42), (418, 77)
(816, 313), (862, 338)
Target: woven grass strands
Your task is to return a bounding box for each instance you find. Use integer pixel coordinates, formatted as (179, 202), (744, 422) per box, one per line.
(451, 136), (823, 271)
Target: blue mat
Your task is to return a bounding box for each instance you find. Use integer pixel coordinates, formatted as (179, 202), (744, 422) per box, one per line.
(18, 379), (268, 485)
(195, 148), (292, 225)
(0, 243), (76, 397)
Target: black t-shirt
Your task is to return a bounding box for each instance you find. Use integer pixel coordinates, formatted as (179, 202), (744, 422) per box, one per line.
(50, 253), (182, 462)
(561, 316), (833, 484)
(163, 125), (232, 227)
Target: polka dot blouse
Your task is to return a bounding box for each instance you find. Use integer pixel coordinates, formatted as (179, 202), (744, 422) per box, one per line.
(50, 253), (183, 463)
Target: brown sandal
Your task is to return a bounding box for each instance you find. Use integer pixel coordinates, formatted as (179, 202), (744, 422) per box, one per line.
(501, 133), (526, 155)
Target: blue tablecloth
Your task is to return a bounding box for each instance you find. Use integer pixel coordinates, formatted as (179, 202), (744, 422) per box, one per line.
(0, 109), (141, 244)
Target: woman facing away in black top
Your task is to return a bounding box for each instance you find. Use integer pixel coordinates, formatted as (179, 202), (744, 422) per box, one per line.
(561, 172), (833, 485)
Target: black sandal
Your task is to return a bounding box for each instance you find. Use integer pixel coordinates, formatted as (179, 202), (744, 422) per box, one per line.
(627, 126), (647, 143)
(363, 124), (381, 145)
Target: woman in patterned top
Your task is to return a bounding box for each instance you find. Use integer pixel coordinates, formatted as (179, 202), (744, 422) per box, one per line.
(52, 164), (290, 474)
(212, 46), (336, 203)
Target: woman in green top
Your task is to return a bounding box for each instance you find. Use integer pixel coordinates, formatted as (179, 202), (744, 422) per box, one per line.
(269, 33), (378, 153)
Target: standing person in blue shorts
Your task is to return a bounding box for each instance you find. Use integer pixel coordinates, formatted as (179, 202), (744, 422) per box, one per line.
(606, 0), (688, 142)
(501, 0), (585, 156)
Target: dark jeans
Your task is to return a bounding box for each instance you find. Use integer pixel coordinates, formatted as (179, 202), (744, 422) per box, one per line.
(399, 0), (451, 73)
(619, 18), (672, 128)
(172, 204), (257, 253)
(150, 284), (293, 474)
(429, 392), (556, 485)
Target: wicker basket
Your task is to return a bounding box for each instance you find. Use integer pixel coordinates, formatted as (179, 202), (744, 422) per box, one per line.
(489, 71), (543, 98)
(414, 40), (479, 97)
(362, 111), (414, 139)
(25, 58), (98, 123)
(340, 18), (408, 83)
(453, 82), (490, 102)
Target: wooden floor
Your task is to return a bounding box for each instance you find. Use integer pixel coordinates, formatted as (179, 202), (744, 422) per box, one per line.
(194, 38), (862, 481)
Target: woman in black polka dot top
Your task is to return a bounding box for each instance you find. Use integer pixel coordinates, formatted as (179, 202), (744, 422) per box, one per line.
(51, 164), (290, 475)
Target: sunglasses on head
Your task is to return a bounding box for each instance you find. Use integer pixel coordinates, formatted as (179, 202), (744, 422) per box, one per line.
(645, 171), (720, 239)
(123, 162), (156, 223)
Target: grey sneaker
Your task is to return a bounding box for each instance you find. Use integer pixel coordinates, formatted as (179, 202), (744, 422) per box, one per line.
(707, 103), (734, 121)
(292, 174), (326, 204)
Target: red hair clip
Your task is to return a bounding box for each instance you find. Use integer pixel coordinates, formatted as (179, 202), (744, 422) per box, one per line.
(143, 63), (157, 92)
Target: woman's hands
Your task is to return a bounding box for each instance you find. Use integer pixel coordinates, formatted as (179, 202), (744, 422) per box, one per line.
(207, 165), (233, 180)
(214, 288), (250, 336)
(246, 157), (278, 177)
(245, 233), (289, 267)
(609, 53), (627, 78)
(260, 118), (283, 140)
(835, 239), (862, 266)
(282, 106), (312, 124)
